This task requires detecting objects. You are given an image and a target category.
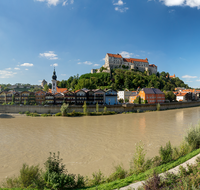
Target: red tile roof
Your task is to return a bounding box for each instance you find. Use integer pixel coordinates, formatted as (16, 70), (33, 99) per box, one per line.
(49, 87), (68, 93)
(123, 58), (149, 63)
(107, 53), (123, 58)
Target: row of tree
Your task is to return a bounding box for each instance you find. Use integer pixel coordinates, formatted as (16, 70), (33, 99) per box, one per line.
(57, 69), (189, 92)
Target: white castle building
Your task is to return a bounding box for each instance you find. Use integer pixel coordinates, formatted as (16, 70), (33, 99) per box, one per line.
(91, 53), (157, 75)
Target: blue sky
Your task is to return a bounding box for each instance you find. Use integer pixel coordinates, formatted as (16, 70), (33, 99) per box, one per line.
(1, 0), (200, 88)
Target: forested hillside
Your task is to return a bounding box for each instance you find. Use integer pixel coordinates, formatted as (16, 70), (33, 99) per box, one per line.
(57, 69), (189, 91)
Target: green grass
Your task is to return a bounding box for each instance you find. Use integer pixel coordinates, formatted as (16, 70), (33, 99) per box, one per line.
(75, 148), (200, 190)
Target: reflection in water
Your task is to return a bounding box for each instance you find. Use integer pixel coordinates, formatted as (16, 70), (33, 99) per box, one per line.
(1, 107), (200, 180)
(0, 114), (15, 118)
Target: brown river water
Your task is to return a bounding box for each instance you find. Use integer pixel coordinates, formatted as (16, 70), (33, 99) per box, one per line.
(1, 107), (200, 180)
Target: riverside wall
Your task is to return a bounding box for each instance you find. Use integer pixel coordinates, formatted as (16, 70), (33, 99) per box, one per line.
(0, 101), (200, 114)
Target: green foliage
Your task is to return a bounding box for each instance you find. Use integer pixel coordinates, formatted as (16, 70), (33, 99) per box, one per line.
(96, 102), (99, 112)
(125, 99), (129, 103)
(134, 96), (141, 104)
(103, 106), (107, 113)
(107, 165), (127, 182)
(164, 91), (176, 102)
(118, 98), (124, 103)
(159, 141), (173, 164)
(130, 141), (146, 174)
(43, 84), (49, 92)
(60, 103), (69, 116)
(44, 152), (84, 189)
(55, 112), (62, 116)
(83, 101), (87, 115)
(90, 170), (105, 186)
(19, 164), (44, 189)
(24, 99), (27, 105)
(157, 103), (160, 111)
(185, 122), (200, 150)
(12, 95), (15, 103)
(2, 102), (6, 105)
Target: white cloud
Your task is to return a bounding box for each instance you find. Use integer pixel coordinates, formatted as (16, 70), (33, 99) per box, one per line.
(83, 61), (93, 65)
(113, 0), (125, 6)
(14, 68), (20, 70)
(50, 63), (58, 67)
(94, 64), (100, 67)
(0, 70), (17, 78)
(186, 81), (193, 82)
(40, 51), (58, 60)
(101, 58), (105, 61)
(119, 51), (133, 58)
(196, 79), (200, 81)
(77, 62), (81, 64)
(36, 0), (74, 6)
(20, 63), (34, 67)
(159, 0), (200, 9)
(5, 68), (12, 70)
(115, 6), (129, 12)
(25, 69), (29, 70)
(61, 74), (66, 76)
(182, 75), (198, 79)
(38, 80), (43, 83)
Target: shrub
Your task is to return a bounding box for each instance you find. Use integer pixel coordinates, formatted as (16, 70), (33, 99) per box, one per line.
(130, 141), (146, 174)
(44, 152), (84, 189)
(142, 170), (161, 190)
(137, 109), (140, 113)
(90, 170), (105, 186)
(25, 111), (30, 115)
(185, 123), (200, 150)
(19, 163), (44, 189)
(83, 101), (87, 115)
(96, 102), (99, 112)
(157, 103), (160, 111)
(2, 102), (6, 105)
(60, 103), (69, 116)
(1, 176), (20, 188)
(159, 141), (173, 164)
(107, 164), (127, 182)
(19, 111), (24, 114)
(41, 114), (48, 117)
(55, 112), (62, 116)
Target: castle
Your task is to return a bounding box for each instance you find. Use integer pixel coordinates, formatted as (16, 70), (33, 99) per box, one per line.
(91, 53), (157, 75)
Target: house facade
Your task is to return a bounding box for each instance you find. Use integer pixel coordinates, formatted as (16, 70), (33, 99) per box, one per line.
(105, 89), (118, 105)
(129, 88), (165, 104)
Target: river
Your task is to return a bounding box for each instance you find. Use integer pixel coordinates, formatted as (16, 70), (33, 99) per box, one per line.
(0, 107), (200, 180)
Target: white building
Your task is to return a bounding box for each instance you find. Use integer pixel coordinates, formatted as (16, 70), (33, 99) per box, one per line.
(92, 53), (157, 75)
(117, 90), (138, 103)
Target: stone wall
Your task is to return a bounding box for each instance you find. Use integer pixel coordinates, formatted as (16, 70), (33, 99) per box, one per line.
(1, 101), (200, 114)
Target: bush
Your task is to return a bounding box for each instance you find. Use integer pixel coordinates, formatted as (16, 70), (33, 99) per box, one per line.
(55, 112), (62, 116)
(60, 103), (69, 116)
(25, 111), (30, 115)
(19, 111), (24, 114)
(19, 163), (44, 189)
(107, 164), (127, 182)
(159, 141), (173, 164)
(157, 103), (160, 111)
(41, 114), (48, 117)
(90, 170), (105, 186)
(185, 123), (200, 150)
(130, 141), (146, 174)
(44, 152), (84, 189)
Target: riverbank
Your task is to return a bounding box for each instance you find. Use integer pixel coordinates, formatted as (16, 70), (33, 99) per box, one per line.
(1, 101), (200, 114)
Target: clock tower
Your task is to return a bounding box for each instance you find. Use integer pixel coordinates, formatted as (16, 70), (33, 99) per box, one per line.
(52, 68), (57, 94)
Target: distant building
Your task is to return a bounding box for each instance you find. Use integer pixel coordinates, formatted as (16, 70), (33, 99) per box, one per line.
(129, 88), (165, 104)
(105, 89), (118, 105)
(92, 53), (157, 75)
(41, 79), (47, 88)
(176, 92), (192, 102)
(117, 90), (138, 103)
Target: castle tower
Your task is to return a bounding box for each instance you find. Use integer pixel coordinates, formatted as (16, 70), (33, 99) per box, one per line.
(52, 68), (57, 94)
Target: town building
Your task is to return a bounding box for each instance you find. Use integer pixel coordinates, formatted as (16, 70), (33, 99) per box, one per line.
(41, 79), (47, 88)
(129, 88), (165, 104)
(117, 90), (138, 103)
(35, 90), (46, 104)
(176, 92), (192, 102)
(105, 89), (118, 105)
(91, 53), (157, 75)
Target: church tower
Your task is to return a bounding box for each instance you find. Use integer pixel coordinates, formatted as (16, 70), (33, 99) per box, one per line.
(52, 68), (57, 94)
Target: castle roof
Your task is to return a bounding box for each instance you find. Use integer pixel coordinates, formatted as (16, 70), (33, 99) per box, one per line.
(123, 58), (149, 63)
(107, 53), (122, 58)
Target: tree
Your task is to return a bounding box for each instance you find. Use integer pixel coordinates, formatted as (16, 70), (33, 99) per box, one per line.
(43, 84), (49, 92)
(134, 96), (141, 104)
(96, 102), (99, 112)
(60, 103), (69, 116)
(12, 95), (15, 103)
(118, 98), (124, 103)
(24, 99), (27, 105)
(83, 101), (87, 115)
(125, 99), (129, 103)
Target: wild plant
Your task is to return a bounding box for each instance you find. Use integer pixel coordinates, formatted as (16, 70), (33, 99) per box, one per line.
(130, 141), (146, 174)
(159, 141), (173, 164)
(107, 164), (127, 182)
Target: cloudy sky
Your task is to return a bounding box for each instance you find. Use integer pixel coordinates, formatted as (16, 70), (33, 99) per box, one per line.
(1, 0), (200, 87)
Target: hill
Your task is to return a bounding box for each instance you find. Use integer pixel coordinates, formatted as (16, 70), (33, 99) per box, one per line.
(57, 69), (189, 91)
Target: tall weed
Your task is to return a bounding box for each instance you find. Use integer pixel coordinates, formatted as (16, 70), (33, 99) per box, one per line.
(159, 141), (173, 164)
